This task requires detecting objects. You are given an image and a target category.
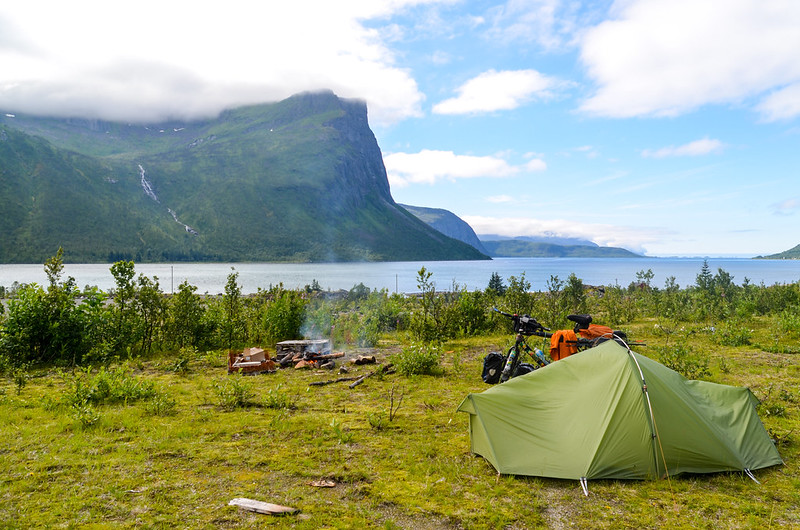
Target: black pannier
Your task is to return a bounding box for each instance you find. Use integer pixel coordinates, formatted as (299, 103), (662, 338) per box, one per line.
(482, 351), (505, 384)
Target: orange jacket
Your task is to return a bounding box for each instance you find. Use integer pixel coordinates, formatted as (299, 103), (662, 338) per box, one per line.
(549, 329), (578, 361)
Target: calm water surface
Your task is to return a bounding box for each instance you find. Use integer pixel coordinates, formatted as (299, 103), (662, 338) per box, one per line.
(2, 258), (800, 295)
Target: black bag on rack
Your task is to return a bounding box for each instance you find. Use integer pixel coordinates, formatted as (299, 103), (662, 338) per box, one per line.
(481, 351), (504, 384)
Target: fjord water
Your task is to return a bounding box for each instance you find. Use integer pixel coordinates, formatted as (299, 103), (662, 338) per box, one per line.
(2, 258), (800, 295)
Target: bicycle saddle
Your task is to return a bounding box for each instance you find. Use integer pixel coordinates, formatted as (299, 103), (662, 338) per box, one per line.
(567, 314), (592, 330)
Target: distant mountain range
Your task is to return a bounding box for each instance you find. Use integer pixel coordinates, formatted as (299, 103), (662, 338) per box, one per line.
(399, 207), (641, 258)
(398, 205), (489, 255)
(479, 239), (641, 258)
(0, 91), (488, 263)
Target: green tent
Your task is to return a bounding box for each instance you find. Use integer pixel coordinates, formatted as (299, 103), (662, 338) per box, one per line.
(458, 340), (782, 487)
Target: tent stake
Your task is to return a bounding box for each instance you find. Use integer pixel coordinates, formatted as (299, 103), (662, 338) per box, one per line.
(579, 477), (589, 496)
(744, 468), (761, 484)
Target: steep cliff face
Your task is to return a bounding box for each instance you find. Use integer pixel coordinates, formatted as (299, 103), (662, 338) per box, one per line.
(0, 92), (488, 263)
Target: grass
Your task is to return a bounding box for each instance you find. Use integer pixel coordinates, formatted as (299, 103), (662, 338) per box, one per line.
(1, 323), (799, 528)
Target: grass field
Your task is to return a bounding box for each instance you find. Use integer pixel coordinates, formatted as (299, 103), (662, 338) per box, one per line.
(1, 321), (798, 529)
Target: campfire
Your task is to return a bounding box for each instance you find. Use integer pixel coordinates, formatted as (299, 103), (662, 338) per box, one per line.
(275, 339), (343, 369)
(228, 339), (370, 375)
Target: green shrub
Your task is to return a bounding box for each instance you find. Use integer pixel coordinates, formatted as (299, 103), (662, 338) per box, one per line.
(261, 286), (307, 345)
(367, 411), (386, 430)
(212, 374), (255, 411)
(655, 343), (711, 380)
(713, 321), (752, 346)
(264, 384), (295, 410)
(776, 309), (800, 335)
(71, 402), (100, 429)
(144, 391), (178, 416)
(60, 364), (157, 408)
(393, 342), (443, 376)
(169, 346), (196, 374)
(329, 418), (354, 444)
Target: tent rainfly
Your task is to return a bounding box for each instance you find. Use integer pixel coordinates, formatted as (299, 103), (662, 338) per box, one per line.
(457, 340), (782, 492)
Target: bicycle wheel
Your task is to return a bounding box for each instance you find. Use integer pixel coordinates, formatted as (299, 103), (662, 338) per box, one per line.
(513, 363), (536, 377)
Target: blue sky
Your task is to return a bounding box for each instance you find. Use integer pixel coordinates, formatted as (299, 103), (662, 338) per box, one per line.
(1, 1), (799, 257)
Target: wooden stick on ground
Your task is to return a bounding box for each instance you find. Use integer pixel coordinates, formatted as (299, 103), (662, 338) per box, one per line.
(228, 498), (298, 515)
(348, 363), (395, 389)
(308, 376), (360, 387)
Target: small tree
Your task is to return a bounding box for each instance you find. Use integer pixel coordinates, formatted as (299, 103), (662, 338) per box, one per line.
(135, 274), (165, 356)
(110, 260), (138, 352)
(262, 285), (307, 345)
(409, 267), (453, 343)
(563, 273), (587, 315)
(544, 274), (567, 327)
(0, 248), (86, 366)
(487, 272), (506, 296)
(166, 280), (207, 349)
(503, 273), (533, 316)
(221, 269), (246, 349)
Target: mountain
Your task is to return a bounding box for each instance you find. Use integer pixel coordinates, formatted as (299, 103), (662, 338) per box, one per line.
(481, 239), (641, 258)
(0, 91), (488, 263)
(756, 244), (800, 259)
(398, 206), (641, 258)
(399, 204), (488, 254)
(479, 234), (598, 247)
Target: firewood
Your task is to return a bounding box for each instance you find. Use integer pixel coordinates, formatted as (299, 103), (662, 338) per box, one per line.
(306, 351), (345, 361)
(349, 355), (376, 365)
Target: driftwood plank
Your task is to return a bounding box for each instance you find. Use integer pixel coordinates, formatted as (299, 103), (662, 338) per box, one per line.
(228, 498), (298, 515)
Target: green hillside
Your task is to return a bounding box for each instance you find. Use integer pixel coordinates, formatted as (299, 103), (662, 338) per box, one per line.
(0, 92), (488, 263)
(481, 239), (641, 258)
(757, 244), (800, 259)
(399, 204), (488, 254)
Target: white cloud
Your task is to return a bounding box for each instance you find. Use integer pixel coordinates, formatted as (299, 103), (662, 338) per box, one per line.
(462, 215), (662, 253)
(579, 0), (800, 119)
(524, 158), (548, 171)
(641, 138), (725, 158)
(757, 83), (800, 121)
(772, 197), (800, 215)
(384, 149), (521, 187)
(487, 195), (516, 203)
(433, 69), (562, 115)
(483, 0), (590, 51)
(0, 0), (437, 124)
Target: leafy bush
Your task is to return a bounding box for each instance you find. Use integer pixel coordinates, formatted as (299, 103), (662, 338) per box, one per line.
(169, 346), (196, 374)
(1, 281), (86, 367)
(144, 391), (178, 416)
(165, 281), (210, 349)
(393, 342), (443, 376)
(71, 402), (101, 429)
(264, 384), (295, 410)
(776, 309), (800, 336)
(713, 321), (752, 346)
(655, 343), (711, 380)
(60, 364), (158, 408)
(260, 285), (307, 345)
(212, 374), (255, 411)
(329, 418), (354, 444)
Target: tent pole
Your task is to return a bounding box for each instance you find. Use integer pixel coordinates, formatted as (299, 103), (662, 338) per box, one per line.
(625, 347), (668, 479)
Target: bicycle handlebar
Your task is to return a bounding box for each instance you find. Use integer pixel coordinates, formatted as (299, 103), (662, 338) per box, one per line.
(492, 307), (550, 336)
